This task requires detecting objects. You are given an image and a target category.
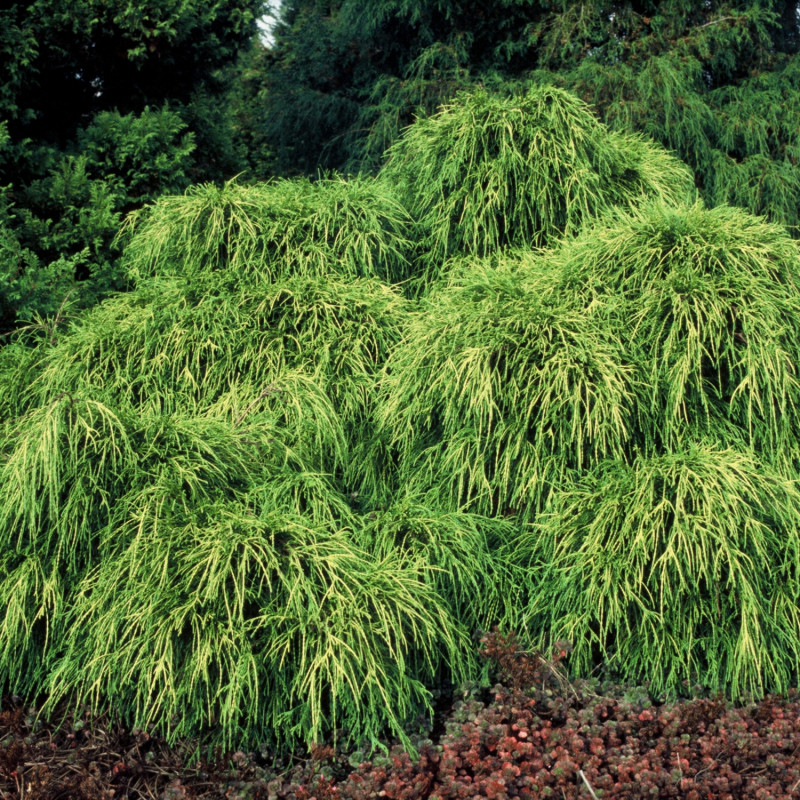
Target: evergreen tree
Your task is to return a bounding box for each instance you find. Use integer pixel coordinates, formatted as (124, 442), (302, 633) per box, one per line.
(255, 0), (800, 234)
(0, 0), (264, 337)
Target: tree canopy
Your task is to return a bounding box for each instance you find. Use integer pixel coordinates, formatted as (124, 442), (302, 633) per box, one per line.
(1, 0), (262, 137)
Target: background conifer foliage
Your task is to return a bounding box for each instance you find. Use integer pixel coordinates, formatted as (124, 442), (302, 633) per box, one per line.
(0, 0), (264, 335)
(256, 0), (800, 230)
(4, 0), (800, 769)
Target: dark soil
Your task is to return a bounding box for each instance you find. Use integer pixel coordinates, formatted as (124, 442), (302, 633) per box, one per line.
(0, 693), (301, 800)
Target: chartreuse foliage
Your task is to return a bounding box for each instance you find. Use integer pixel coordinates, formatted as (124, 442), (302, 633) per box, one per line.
(0, 379), (470, 753)
(3, 268), (408, 483)
(4, 77), (800, 754)
(119, 175), (414, 286)
(376, 197), (800, 698)
(354, 495), (525, 638)
(370, 254), (640, 519)
(552, 202), (800, 470)
(0, 170), (529, 753)
(0, 396), (136, 692)
(45, 490), (464, 753)
(380, 84), (694, 290)
(520, 442), (800, 699)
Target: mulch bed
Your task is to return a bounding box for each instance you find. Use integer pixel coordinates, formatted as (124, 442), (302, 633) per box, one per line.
(0, 694), (306, 799)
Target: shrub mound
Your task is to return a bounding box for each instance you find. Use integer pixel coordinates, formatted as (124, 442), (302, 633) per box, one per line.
(552, 201), (800, 467)
(119, 175), (415, 285)
(380, 84), (694, 290)
(4, 80), (800, 768)
(372, 200), (800, 700)
(519, 441), (800, 701)
(0, 263), (474, 753)
(372, 253), (637, 517)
